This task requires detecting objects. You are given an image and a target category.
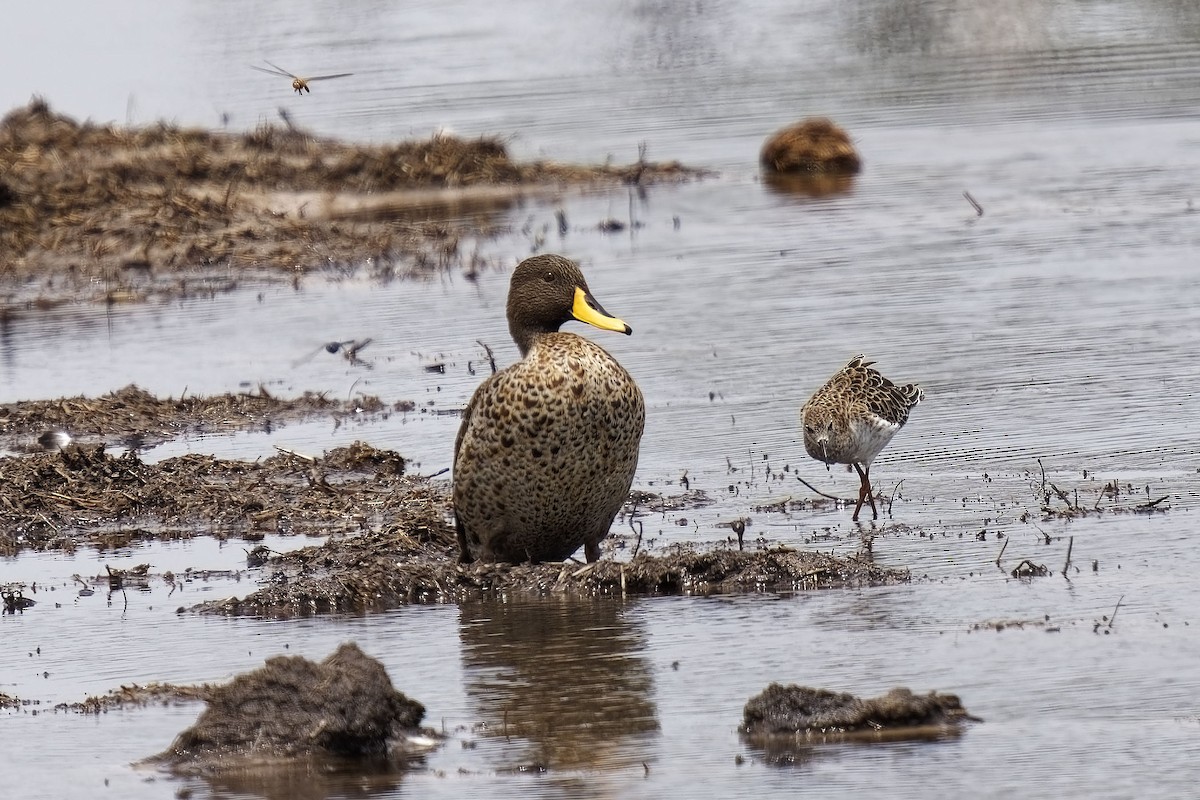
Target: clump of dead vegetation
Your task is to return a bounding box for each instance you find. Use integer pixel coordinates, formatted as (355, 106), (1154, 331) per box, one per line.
(0, 384), (393, 452)
(201, 534), (906, 617)
(0, 98), (702, 303)
(0, 439), (433, 555)
(740, 684), (978, 764)
(63, 682), (212, 714)
(760, 118), (861, 175)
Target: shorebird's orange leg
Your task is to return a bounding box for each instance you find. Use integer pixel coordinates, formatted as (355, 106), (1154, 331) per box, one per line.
(852, 463), (878, 521)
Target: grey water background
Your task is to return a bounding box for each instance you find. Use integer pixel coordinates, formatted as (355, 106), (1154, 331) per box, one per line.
(1, 0), (1199, 798)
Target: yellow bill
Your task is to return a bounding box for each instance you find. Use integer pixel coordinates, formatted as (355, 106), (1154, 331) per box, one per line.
(571, 287), (632, 335)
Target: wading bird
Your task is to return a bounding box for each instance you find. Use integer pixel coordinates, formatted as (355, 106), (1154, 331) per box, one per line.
(801, 355), (922, 522)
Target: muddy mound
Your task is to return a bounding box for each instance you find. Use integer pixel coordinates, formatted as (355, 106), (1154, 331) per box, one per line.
(741, 683), (978, 741)
(201, 533), (907, 617)
(0, 98), (703, 304)
(154, 642), (427, 773)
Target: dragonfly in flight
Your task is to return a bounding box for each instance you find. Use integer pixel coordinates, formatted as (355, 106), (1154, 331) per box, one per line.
(250, 60), (353, 94)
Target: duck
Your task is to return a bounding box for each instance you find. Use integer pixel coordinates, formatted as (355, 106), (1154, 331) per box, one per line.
(453, 254), (645, 563)
(801, 355), (922, 521)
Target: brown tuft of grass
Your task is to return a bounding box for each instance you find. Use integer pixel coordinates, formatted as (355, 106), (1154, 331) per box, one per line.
(760, 118), (861, 175)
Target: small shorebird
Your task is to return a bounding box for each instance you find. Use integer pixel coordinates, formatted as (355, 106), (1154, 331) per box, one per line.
(453, 254), (644, 564)
(250, 61), (353, 95)
(801, 355), (922, 521)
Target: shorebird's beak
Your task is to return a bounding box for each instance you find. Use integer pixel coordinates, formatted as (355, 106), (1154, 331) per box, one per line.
(571, 286), (632, 335)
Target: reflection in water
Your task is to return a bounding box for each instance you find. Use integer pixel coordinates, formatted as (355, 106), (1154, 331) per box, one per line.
(841, 0), (1200, 56)
(459, 597), (659, 782)
(190, 759), (404, 800)
(762, 171), (857, 199)
(744, 726), (963, 768)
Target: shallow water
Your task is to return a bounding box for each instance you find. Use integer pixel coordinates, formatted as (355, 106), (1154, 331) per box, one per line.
(3, 0), (1200, 798)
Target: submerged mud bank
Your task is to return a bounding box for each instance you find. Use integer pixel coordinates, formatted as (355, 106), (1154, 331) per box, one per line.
(0, 99), (703, 307)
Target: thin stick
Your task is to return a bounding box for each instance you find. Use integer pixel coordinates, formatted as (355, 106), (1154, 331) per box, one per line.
(963, 190), (984, 216)
(1135, 495), (1169, 510)
(273, 445), (317, 462)
(995, 537), (1009, 569)
(796, 476), (849, 503)
(886, 479), (905, 514)
(1108, 595), (1124, 629)
(1062, 536), (1073, 577)
(629, 498), (644, 558)
(475, 340), (497, 374)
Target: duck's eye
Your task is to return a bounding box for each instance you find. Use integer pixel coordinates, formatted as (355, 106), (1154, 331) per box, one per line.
(543, 271), (556, 283)
(804, 425), (813, 434)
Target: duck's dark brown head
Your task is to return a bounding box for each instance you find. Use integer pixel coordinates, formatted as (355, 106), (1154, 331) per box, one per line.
(506, 254), (631, 355)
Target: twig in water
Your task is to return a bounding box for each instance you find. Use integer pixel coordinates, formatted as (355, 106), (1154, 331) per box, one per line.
(963, 190), (984, 216)
(731, 519), (746, 551)
(995, 537), (1009, 569)
(796, 476), (850, 504)
(1062, 536), (1073, 578)
(1108, 595), (1124, 629)
(475, 340), (497, 375)
(1049, 482), (1075, 509)
(1134, 495), (1170, 511)
(629, 498), (644, 558)
(886, 479), (905, 514)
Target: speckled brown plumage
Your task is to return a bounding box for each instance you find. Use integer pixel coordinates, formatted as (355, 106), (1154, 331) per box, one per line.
(801, 355), (922, 522)
(453, 254), (645, 564)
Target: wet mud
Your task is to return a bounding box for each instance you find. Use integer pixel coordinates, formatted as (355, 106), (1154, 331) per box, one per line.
(202, 535), (906, 617)
(0, 386), (908, 610)
(147, 643), (432, 779)
(0, 384), (397, 454)
(0, 99), (704, 306)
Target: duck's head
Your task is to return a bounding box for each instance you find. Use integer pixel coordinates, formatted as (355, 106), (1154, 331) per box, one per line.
(507, 254), (632, 355)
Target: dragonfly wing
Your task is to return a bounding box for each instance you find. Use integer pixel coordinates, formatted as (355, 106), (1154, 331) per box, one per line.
(250, 64), (293, 78)
(306, 72), (354, 82)
(263, 60), (301, 79)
